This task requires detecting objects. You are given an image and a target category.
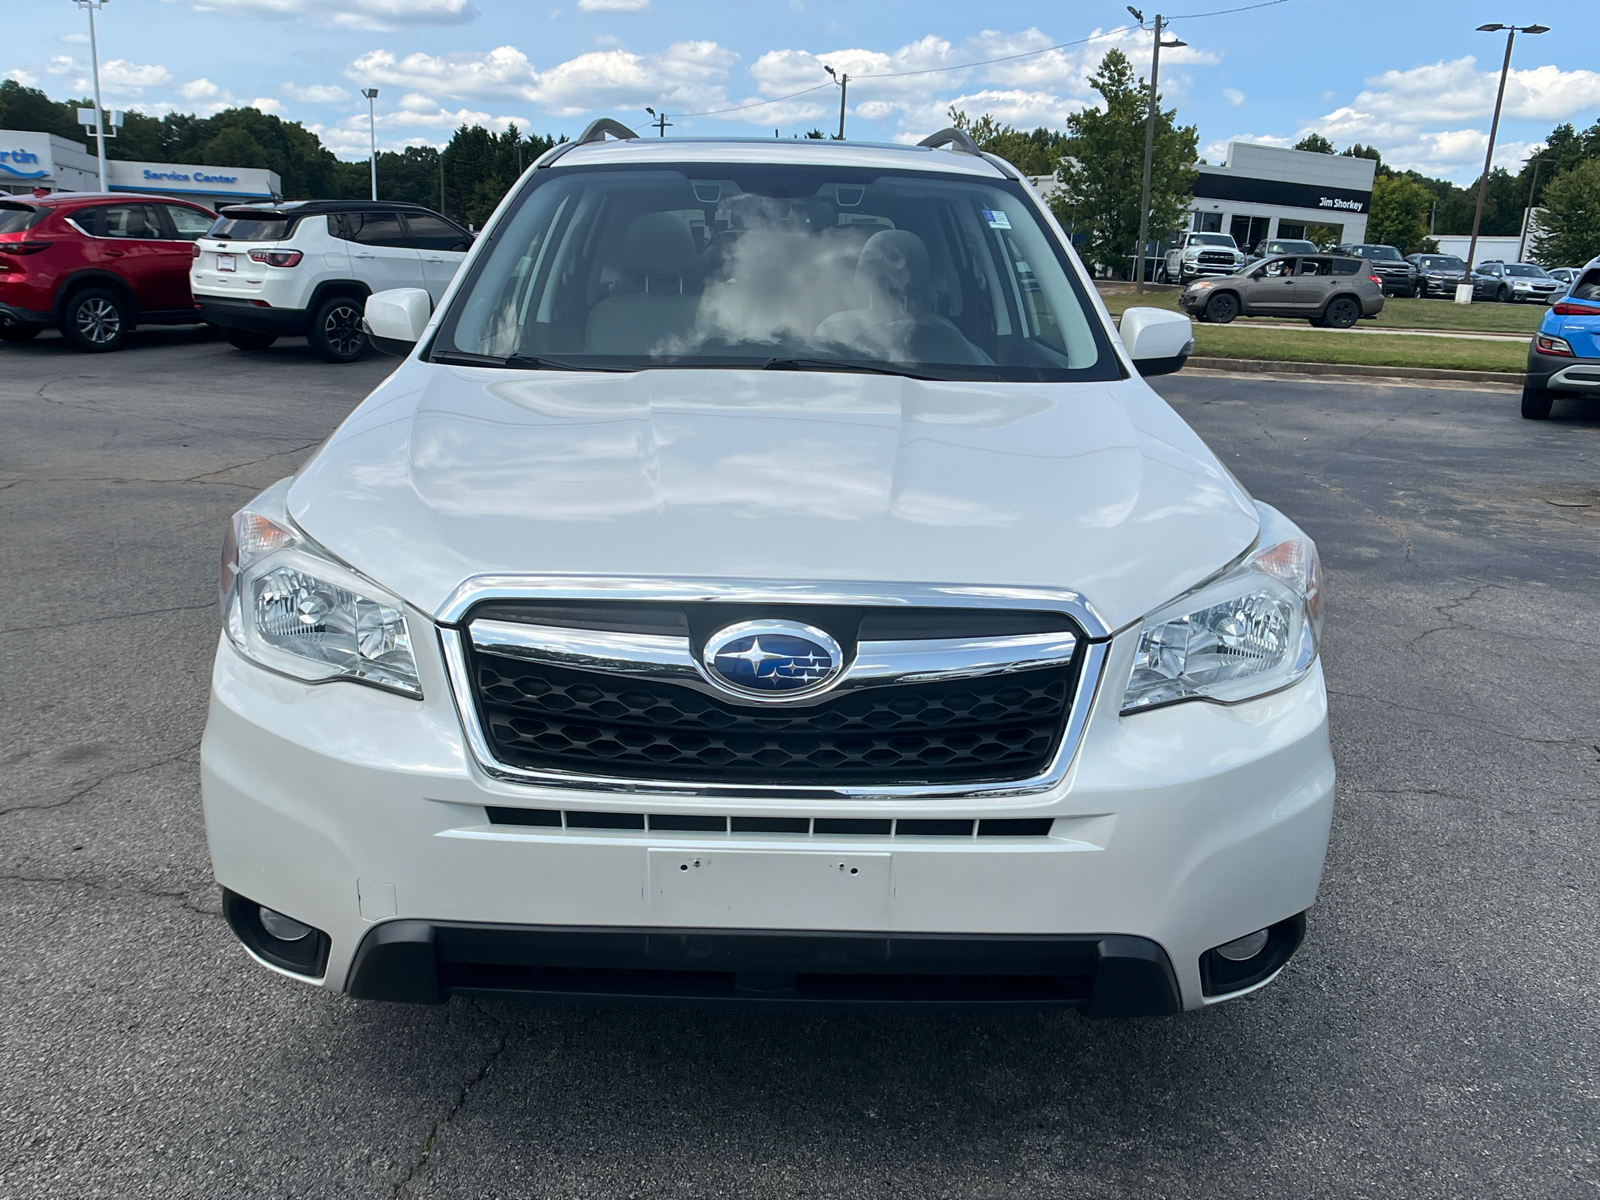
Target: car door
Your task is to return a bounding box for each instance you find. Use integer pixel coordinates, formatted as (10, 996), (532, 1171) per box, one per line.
(77, 202), (169, 312)
(1291, 257), (1337, 311)
(152, 203), (214, 310)
(347, 211), (427, 293)
(401, 212), (473, 302)
(1243, 257), (1296, 313)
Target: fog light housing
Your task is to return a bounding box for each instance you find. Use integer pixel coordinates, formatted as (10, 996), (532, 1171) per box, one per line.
(1199, 913), (1307, 997)
(222, 888), (331, 978)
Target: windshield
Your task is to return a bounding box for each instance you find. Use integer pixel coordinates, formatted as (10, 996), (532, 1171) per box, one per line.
(209, 213), (289, 242)
(1418, 256), (1465, 270)
(1505, 264), (1548, 277)
(1357, 246), (1403, 261)
(1190, 234), (1236, 248)
(435, 163), (1113, 381)
(1266, 240), (1316, 254)
(0, 204), (44, 235)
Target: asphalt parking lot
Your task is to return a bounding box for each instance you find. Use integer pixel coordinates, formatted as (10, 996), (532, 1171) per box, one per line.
(3, 324), (1598, 1199)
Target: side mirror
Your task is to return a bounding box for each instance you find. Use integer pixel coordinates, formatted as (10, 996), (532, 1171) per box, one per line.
(363, 288), (432, 357)
(1121, 307), (1194, 378)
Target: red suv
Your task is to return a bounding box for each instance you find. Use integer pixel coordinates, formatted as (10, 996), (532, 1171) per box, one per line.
(0, 191), (216, 352)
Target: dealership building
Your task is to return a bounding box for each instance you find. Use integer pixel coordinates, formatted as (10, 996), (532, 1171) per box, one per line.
(1187, 141), (1375, 249)
(0, 130), (280, 211)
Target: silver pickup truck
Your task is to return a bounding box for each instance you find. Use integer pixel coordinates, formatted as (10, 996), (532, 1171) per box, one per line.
(1162, 232), (1247, 283)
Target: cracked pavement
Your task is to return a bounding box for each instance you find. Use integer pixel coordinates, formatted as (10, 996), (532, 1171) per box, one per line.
(2, 328), (1599, 1198)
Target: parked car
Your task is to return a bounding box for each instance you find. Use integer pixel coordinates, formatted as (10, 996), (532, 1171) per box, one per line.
(191, 199), (472, 362)
(1248, 237), (1318, 263)
(1179, 253), (1383, 327)
(1405, 252), (1469, 299)
(1522, 260), (1600, 419)
(0, 191), (215, 351)
(1161, 231), (1247, 283)
(203, 124), (1333, 1015)
(1470, 260), (1565, 305)
(1335, 244), (1417, 297)
(1544, 265), (1580, 295)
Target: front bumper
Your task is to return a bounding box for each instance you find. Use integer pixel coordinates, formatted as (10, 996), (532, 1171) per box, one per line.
(1419, 276), (1465, 297)
(202, 616), (1335, 1013)
(194, 294), (309, 336)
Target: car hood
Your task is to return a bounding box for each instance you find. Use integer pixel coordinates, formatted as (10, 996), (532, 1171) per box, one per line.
(287, 363), (1259, 632)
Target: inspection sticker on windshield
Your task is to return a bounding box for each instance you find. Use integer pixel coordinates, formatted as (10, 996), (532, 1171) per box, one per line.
(982, 209), (1012, 229)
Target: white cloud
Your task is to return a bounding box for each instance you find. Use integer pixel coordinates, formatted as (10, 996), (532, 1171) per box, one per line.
(347, 40), (737, 116)
(283, 82), (353, 103)
(161, 0), (477, 33)
(60, 33), (89, 45)
(577, 0), (649, 10)
(1222, 87), (1244, 107)
(47, 55), (77, 76)
(6, 68), (40, 87)
(180, 77), (223, 101)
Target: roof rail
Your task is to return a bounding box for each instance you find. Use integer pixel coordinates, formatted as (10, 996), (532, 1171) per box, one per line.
(918, 127), (983, 157)
(576, 118), (640, 146)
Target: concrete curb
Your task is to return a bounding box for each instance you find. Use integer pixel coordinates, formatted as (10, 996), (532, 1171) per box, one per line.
(1183, 357), (1524, 386)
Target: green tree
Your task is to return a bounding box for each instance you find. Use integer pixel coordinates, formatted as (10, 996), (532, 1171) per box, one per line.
(0, 79), (82, 141)
(1052, 49), (1197, 277)
(1293, 132), (1335, 154)
(947, 108), (1071, 176)
(1366, 174), (1433, 252)
(1531, 158), (1600, 266)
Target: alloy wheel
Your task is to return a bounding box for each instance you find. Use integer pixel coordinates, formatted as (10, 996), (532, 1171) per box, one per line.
(322, 304), (365, 357)
(76, 297), (122, 345)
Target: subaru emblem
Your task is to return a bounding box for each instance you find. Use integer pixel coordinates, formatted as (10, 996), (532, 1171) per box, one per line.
(701, 620), (844, 700)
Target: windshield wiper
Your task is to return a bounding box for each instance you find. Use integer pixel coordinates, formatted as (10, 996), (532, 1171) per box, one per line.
(760, 357), (943, 381)
(430, 349), (630, 372)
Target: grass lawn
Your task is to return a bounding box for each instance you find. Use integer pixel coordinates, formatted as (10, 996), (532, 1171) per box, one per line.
(1190, 324), (1527, 373)
(1098, 286), (1545, 333)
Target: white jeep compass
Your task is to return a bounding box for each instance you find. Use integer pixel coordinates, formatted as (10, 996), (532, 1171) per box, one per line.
(203, 123), (1333, 1015)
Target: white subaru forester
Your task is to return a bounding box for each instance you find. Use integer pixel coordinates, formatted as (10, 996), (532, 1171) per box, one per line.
(203, 124), (1333, 1016)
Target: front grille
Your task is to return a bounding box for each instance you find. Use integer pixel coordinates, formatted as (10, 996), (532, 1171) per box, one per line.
(470, 656), (1076, 785)
(485, 808), (1056, 836)
(1197, 252), (1235, 266)
(460, 601), (1085, 788)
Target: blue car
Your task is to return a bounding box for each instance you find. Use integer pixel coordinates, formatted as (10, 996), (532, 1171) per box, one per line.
(1523, 258), (1600, 419)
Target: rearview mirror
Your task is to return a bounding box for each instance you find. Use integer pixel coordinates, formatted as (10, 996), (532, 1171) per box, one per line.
(1120, 307), (1194, 378)
(363, 288), (432, 357)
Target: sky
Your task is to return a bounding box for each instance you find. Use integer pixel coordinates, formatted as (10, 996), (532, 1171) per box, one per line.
(7, 0), (1598, 184)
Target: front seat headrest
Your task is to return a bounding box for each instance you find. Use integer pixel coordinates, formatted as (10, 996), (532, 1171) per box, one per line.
(624, 212), (698, 277)
(856, 229), (933, 312)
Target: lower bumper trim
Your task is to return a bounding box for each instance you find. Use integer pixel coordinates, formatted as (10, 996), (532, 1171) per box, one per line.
(195, 295), (308, 335)
(345, 921), (1184, 1016)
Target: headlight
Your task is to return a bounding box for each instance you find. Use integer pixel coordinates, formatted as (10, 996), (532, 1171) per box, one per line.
(219, 479), (423, 698)
(1122, 505), (1323, 714)
(1183, 250), (1200, 259)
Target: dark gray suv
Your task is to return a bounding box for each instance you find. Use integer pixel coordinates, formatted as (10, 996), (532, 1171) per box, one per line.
(1335, 244), (1417, 297)
(1180, 254), (1385, 327)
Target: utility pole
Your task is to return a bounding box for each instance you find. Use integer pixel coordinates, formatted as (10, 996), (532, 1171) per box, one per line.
(824, 66), (849, 139)
(75, 0), (110, 193)
(645, 107), (672, 137)
(1466, 22), (1548, 271)
(361, 88), (379, 201)
(439, 145), (445, 216)
(1517, 153), (1543, 262)
(1129, 8), (1186, 292)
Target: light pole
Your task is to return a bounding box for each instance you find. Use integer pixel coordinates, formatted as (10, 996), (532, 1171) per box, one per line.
(361, 88), (379, 201)
(1516, 153), (1543, 262)
(645, 107), (672, 137)
(438, 144), (445, 216)
(74, 0), (110, 193)
(1129, 8), (1186, 292)
(1465, 22), (1548, 271)
(823, 65), (849, 140)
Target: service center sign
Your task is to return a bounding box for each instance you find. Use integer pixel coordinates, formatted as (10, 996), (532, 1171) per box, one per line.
(1192, 173), (1371, 215)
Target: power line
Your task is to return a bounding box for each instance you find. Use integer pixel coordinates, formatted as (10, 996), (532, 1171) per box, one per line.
(676, 1), (1291, 120)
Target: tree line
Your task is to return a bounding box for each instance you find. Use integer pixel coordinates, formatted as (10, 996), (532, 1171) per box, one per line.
(5, 63), (1597, 265)
(0, 78), (560, 229)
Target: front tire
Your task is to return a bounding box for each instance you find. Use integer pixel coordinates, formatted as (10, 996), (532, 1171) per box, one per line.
(1520, 382), (1554, 420)
(61, 288), (131, 353)
(0, 324), (40, 343)
(223, 328), (278, 351)
(1202, 292), (1239, 324)
(1322, 296), (1361, 329)
(1497, 285), (1510, 303)
(307, 295), (368, 363)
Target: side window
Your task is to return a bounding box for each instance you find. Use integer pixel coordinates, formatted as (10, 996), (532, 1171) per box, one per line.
(161, 204), (214, 241)
(1333, 258), (1359, 275)
(351, 212), (410, 248)
(401, 213), (473, 252)
(96, 203), (164, 239)
(1299, 257), (1332, 276)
